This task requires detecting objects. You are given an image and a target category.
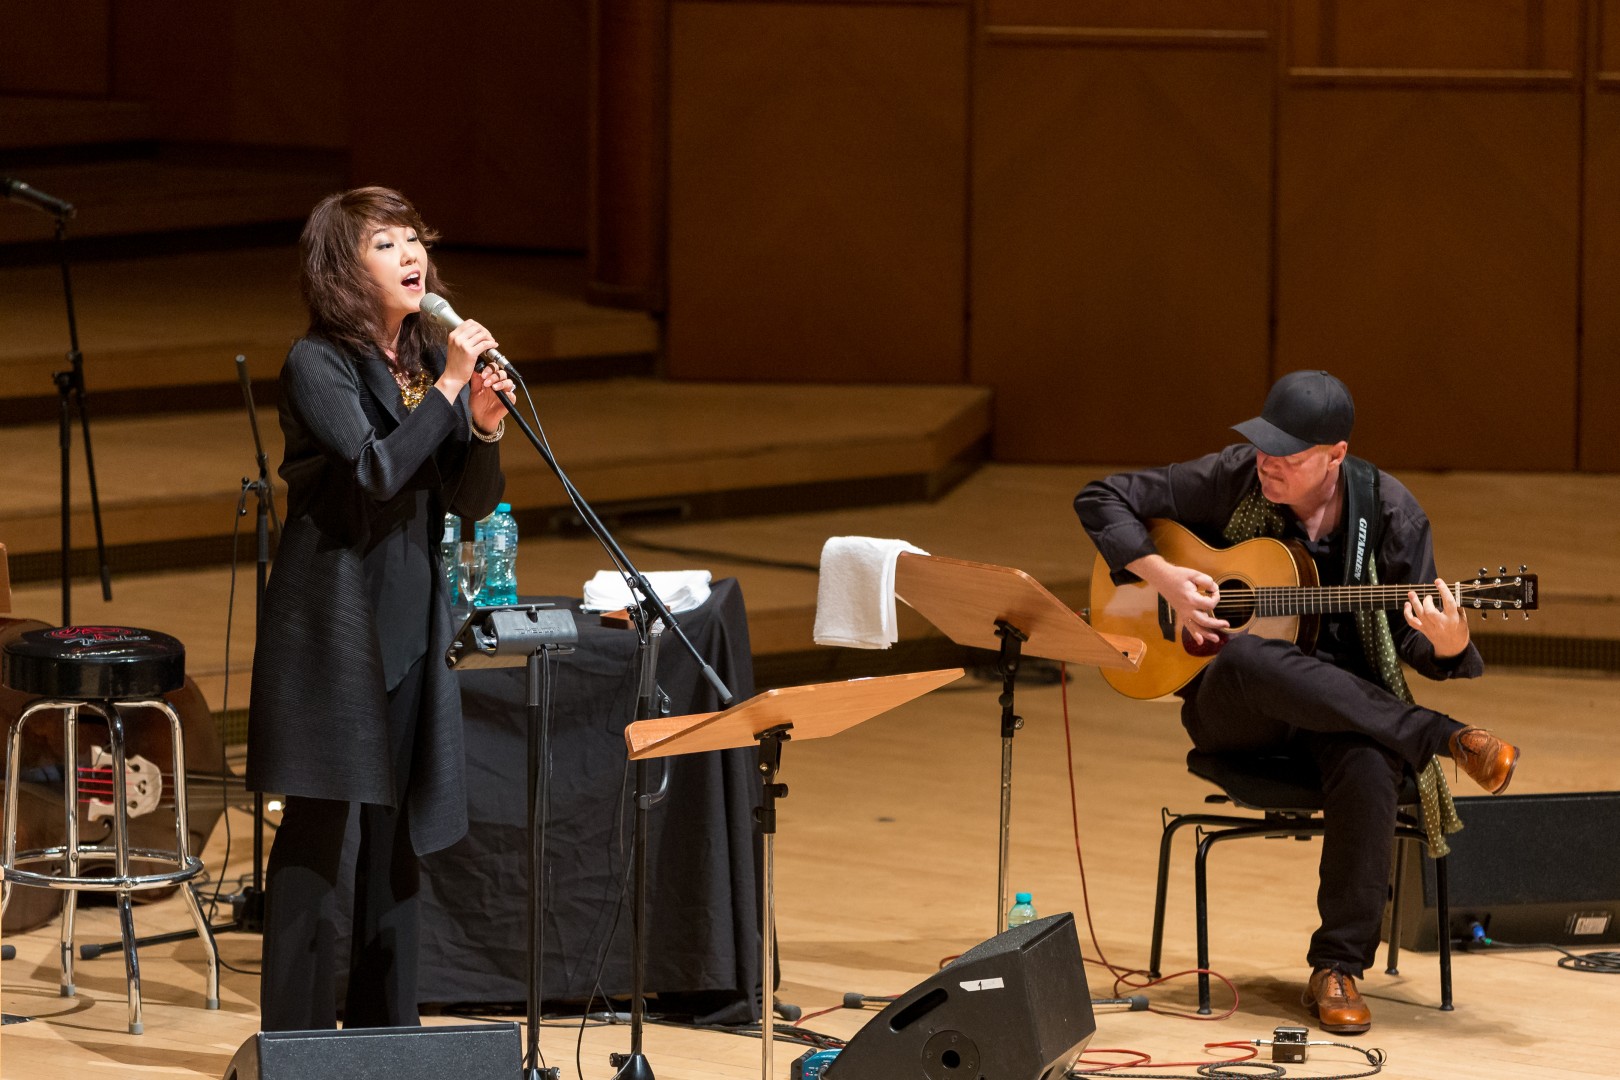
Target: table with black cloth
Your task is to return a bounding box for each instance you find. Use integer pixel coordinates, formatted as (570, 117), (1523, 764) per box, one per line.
(415, 577), (762, 1025)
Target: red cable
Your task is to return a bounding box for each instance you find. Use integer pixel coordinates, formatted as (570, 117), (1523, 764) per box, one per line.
(796, 1004), (845, 1023)
(795, 666), (1246, 1051)
(1058, 662), (1240, 1021)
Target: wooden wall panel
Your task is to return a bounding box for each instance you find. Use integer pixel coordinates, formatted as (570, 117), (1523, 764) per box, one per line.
(345, 0), (590, 250)
(103, 1), (588, 250)
(108, 2), (343, 147)
(665, 1), (968, 383)
(223, 5), (347, 149)
(589, 0), (670, 310)
(0, 1), (111, 97)
(1288, 0), (1580, 73)
(970, 2), (1275, 463)
(1276, 5), (1581, 471)
(986, 0), (1273, 35)
(1581, 0), (1620, 470)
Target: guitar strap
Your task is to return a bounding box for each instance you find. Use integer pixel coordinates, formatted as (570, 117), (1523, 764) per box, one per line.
(1226, 456), (1463, 856)
(1340, 456), (1463, 856)
(1340, 455), (1379, 590)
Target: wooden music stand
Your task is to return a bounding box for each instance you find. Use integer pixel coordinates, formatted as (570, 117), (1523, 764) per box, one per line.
(625, 669), (965, 1080)
(893, 552), (1144, 934)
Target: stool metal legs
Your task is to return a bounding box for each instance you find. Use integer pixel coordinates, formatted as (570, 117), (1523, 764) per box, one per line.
(2, 697), (220, 1033)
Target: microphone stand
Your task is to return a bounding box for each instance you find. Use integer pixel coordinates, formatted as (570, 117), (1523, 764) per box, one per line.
(50, 213), (113, 623)
(232, 354), (279, 931)
(611, 608), (669, 1080)
(485, 369), (734, 1080)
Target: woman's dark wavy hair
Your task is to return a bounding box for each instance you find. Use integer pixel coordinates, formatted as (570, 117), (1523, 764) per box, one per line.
(299, 186), (449, 372)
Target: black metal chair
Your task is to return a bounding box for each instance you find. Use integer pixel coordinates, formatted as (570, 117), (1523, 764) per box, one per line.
(1148, 749), (1453, 1015)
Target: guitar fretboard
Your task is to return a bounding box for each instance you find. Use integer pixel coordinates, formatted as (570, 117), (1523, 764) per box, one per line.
(1222, 583), (1468, 618)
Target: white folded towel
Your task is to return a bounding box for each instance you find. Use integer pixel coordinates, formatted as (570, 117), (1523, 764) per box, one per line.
(812, 536), (928, 649)
(581, 569), (713, 614)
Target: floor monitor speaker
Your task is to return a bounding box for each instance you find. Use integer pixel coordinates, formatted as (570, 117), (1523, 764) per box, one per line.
(1386, 791), (1620, 950)
(223, 1021), (521, 1080)
(827, 912), (1094, 1080)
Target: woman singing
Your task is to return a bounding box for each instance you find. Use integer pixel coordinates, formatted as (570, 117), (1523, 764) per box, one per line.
(247, 186), (512, 1030)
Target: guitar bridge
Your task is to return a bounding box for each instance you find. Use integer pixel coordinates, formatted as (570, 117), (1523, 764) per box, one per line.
(1156, 595), (1177, 642)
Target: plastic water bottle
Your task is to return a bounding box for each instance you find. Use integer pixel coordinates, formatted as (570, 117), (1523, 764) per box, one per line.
(440, 512), (461, 601)
(1007, 892), (1038, 929)
(476, 502), (519, 605)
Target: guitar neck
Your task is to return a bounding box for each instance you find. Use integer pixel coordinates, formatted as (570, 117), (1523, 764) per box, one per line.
(1251, 582), (1451, 618)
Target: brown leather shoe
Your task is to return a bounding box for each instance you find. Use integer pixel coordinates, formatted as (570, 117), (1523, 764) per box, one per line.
(1304, 967), (1371, 1035)
(1448, 726), (1519, 794)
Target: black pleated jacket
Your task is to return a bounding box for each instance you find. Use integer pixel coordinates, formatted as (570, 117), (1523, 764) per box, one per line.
(247, 334), (505, 855)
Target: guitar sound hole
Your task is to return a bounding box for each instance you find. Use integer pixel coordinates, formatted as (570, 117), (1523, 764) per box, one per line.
(1213, 579), (1252, 629)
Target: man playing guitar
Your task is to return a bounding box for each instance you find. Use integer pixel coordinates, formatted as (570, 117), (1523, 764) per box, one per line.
(1076, 370), (1519, 1036)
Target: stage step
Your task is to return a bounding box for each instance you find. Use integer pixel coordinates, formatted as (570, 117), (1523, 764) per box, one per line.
(0, 379), (992, 582)
(0, 247), (659, 420)
(0, 147), (349, 253)
(0, 95), (157, 151)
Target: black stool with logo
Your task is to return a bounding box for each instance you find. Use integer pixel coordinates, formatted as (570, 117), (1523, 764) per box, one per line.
(1, 625), (219, 1034)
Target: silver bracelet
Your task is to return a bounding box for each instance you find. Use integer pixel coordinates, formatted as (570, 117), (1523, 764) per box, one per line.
(471, 418), (505, 443)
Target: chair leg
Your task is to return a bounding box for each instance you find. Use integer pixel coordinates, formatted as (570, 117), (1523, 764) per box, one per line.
(1151, 813), (1202, 979)
(119, 890), (144, 1035)
(2, 710), (27, 919)
(59, 891), (79, 997)
(1195, 830), (1215, 1015)
(1436, 852), (1453, 1011)
(60, 704), (83, 998)
(110, 703), (146, 1035)
(1385, 838), (1406, 976)
(180, 882), (221, 1009)
(162, 699), (220, 1009)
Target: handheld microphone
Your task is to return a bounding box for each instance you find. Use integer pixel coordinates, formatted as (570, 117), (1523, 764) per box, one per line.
(2, 177), (76, 219)
(419, 292), (513, 372)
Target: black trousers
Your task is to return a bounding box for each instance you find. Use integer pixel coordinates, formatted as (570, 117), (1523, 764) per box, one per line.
(1181, 634), (1462, 977)
(259, 655), (425, 1031)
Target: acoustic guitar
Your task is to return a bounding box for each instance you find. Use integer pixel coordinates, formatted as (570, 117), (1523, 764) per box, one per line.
(1088, 519), (1538, 700)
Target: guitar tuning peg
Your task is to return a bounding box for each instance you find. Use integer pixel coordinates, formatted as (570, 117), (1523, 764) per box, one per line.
(1519, 564), (1528, 574)
(1499, 566), (1507, 576)
(1479, 567), (1489, 577)
(1523, 611), (1531, 620)
(1479, 611), (1488, 622)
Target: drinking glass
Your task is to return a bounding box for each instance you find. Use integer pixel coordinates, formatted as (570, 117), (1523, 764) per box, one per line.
(455, 541), (487, 606)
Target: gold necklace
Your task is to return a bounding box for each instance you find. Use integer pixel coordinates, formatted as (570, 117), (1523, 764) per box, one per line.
(392, 365), (432, 410)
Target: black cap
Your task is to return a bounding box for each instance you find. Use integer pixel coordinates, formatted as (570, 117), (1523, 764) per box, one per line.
(1232, 370), (1354, 456)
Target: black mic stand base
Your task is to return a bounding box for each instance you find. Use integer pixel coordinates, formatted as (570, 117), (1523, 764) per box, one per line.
(609, 1053), (655, 1080)
(77, 872), (265, 958)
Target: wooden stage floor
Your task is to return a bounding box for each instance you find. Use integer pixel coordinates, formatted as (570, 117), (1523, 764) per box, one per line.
(4, 462), (1620, 1078)
(2, 668), (1618, 1079)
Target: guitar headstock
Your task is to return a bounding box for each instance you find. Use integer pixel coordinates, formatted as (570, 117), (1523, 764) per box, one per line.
(1461, 566), (1538, 620)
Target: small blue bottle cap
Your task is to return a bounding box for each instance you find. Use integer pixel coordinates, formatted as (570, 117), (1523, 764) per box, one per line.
(497, 502), (512, 513)
(1015, 892), (1032, 904)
